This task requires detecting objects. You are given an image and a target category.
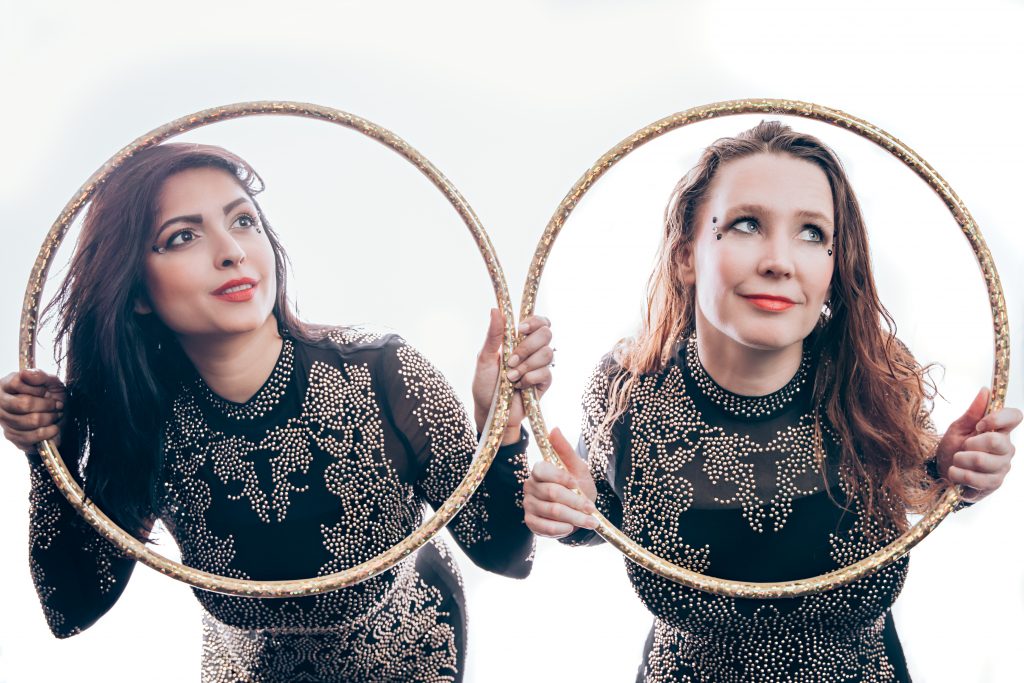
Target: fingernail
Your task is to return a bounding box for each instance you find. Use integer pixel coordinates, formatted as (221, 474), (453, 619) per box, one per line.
(507, 369), (520, 381)
(585, 501), (597, 514)
(975, 422), (984, 433)
(55, 401), (64, 410)
(518, 322), (530, 333)
(509, 354), (520, 367)
(586, 517), (599, 529)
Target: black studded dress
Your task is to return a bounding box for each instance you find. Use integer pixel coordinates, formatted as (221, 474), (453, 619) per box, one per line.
(25, 328), (534, 682)
(562, 337), (914, 682)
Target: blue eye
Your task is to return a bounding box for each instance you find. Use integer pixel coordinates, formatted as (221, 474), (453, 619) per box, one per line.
(730, 217), (759, 234)
(798, 225), (825, 242)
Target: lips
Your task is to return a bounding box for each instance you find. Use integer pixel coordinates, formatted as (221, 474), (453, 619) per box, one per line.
(741, 294), (796, 312)
(212, 278), (258, 302)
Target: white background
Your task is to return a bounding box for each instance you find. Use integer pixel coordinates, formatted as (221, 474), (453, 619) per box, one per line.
(1, 1), (1022, 681)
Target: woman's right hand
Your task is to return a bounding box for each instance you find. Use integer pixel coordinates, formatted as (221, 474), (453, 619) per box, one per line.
(523, 428), (600, 538)
(0, 369), (66, 453)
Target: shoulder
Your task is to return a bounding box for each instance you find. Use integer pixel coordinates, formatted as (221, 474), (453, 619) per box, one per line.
(582, 350), (628, 412)
(295, 326), (443, 386)
(296, 325), (406, 364)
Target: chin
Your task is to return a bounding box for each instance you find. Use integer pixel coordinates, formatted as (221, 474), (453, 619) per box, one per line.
(730, 323), (808, 352)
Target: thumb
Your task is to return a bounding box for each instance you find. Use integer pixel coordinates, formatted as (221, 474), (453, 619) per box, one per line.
(548, 427), (590, 480)
(951, 387), (989, 434)
(479, 308), (504, 358)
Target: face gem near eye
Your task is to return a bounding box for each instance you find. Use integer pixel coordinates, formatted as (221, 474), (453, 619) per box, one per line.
(687, 153), (835, 354)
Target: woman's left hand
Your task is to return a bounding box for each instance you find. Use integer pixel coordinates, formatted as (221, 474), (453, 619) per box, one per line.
(935, 386), (1022, 503)
(473, 309), (553, 445)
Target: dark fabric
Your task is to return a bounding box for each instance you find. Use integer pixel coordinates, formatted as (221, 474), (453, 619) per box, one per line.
(564, 341), (913, 682)
(27, 328), (533, 682)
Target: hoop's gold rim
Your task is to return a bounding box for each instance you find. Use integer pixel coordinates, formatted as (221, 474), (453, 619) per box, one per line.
(520, 98), (1010, 599)
(20, 101), (517, 598)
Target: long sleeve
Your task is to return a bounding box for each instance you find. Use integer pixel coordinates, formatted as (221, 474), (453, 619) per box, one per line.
(560, 358), (624, 548)
(25, 448), (138, 638)
(380, 336), (535, 578)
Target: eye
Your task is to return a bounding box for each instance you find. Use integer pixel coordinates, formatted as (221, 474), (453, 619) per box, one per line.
(729, 217), (759, 235)
(798, 225), (825, 242)
(232, 213), (258, 230)
(166, 228), (199, 249)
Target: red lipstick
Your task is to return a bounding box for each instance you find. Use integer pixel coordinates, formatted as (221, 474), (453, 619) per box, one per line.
(212, 278), (258, 302)
(742, 294), (796, 312)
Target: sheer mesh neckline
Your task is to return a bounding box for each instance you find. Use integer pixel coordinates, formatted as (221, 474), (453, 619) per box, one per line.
(197, 338), (295, 421)
(682, 335), (811, 420)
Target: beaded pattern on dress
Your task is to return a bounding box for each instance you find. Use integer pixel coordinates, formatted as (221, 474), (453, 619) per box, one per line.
(576, 353), (909, 683)
(684, 334), (810, 419)
(161, 335), (461, 680)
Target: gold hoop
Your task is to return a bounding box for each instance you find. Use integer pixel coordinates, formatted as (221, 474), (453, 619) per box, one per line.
(20, 101), (517, 597)
(520, 98), (1010, 599)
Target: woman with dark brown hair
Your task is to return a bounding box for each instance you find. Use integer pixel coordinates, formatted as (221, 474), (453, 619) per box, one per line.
(0, 143), (552, 682)
(523, 121), (1020, 681)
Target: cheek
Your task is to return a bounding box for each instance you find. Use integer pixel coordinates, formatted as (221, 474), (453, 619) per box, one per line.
(802, 254), (834, 303)
(695, 240), (752, 292)
(142, 259), (206, 324)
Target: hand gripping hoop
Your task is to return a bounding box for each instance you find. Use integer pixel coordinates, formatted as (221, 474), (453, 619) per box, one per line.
(519, 98), (1010, 599)
(20, 101), (517, 597)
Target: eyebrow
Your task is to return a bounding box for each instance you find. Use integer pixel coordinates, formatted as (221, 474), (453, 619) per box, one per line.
(729, 203), (834, 228)
(155, 197), (254, 234)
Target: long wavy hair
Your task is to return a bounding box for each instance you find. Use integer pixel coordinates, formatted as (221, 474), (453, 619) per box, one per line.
(604, 121), (940, 533)
(46, 143), (317, 537)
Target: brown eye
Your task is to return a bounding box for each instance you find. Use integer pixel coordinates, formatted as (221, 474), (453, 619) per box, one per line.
(166, 228), (199, 249)
(233, 213), (257, 230)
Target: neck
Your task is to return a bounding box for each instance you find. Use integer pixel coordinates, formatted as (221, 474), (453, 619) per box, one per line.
(178, 316), (284, 403)
(693, 310), (804, 397)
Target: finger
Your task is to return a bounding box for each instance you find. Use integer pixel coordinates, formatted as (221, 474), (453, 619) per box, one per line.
(524, 514), (577, 539)
(549, 427), (591, 482)
(4, 423), (62, 450)
(523, 496), (598, 528)
(529, 481), (596, 513)
(952, 450), (1011, 475)
(0, 406), (62, 431)
(478, 308), (505, 359)
(512, 367), (552, 393)
(0, 392), (63, 416)
(946, 465), (1004, 492)
(961, 433), (1013, 457)
(3, 373), (50, 399)
(517, 315), (551, 336)
(530, 460), (578, 489)
(19, 369), (65, 393)
(506, 347), (553, 382)
(949, 387), (990, 433)
(508, 325), (552, 368)
(976, 407), (1024, 434)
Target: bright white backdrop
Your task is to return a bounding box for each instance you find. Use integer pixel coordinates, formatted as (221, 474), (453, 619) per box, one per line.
(1, 2), (1022, 681)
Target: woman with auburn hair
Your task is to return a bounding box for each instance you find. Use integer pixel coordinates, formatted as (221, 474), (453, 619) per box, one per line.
(0, 143), (552, 682)
(524, 121), (1020, 682)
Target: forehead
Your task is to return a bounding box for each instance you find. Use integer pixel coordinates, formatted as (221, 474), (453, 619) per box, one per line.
(156, 167), (248, 214)
(708, 153), (834, 217)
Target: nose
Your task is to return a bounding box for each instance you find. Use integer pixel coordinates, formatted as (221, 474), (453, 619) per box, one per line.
(213, 231), (246, 269)
(757, 231), (794, 279)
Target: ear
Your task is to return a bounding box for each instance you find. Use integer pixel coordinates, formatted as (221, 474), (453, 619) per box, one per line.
(678, 241), (697, 287)
(134, 297), (153, 315)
